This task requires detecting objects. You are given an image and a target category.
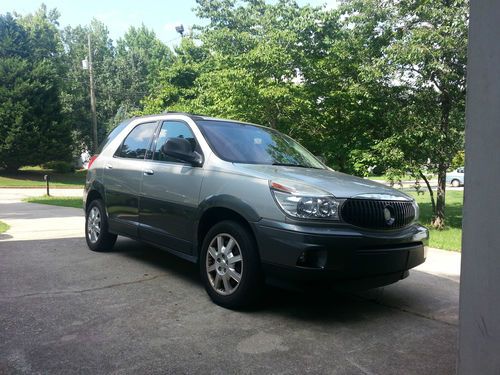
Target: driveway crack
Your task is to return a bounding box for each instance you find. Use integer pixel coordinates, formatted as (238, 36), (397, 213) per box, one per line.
(358, 295), (458, 327)
(0, 274), (167, 300)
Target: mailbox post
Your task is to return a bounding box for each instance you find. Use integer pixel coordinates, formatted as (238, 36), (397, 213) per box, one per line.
(44, 175), (50, 196)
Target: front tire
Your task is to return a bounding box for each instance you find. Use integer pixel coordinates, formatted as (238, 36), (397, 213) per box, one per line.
(451, 179), (461, 187)
(200, 220), (263, 309)
(85, 199), (117, 252)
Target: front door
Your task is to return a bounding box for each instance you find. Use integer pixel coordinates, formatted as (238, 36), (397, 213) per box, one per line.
(103, 121), (158, 237)
(139, 120), (205, 255)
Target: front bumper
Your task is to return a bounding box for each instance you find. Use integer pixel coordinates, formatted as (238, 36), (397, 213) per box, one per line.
(253, 219), (428, 289)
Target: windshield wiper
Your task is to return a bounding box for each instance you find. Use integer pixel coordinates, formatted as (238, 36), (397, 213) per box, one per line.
(272, 162), (320, 169)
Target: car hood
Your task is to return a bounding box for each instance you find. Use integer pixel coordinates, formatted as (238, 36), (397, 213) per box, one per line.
(236, 164), (412, 200)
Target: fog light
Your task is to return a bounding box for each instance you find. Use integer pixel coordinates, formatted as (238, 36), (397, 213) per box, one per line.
(296, 249), (327, 269)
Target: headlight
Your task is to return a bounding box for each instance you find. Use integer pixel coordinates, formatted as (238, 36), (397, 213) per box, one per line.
(270, 180), (339, 220)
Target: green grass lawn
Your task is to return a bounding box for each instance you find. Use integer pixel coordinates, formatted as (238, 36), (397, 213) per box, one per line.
(0, 220), (10, 234)
(409, 190), (463, 251)
(0, 167), (86, 188)
(367, 174), (436, 181)
(24, 195), (83, 209)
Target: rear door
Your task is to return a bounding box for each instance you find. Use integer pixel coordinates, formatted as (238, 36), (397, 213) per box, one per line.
(139, 120), (205, 255)
(103, 121), (158, 237)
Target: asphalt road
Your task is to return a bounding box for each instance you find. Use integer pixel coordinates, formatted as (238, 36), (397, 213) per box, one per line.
(0, 194), (459, 375)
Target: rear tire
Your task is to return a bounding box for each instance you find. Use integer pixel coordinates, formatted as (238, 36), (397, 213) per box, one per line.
(85, 199), (117, 252)
(200, 220), (263, 309)
(451, 179), (461, 187)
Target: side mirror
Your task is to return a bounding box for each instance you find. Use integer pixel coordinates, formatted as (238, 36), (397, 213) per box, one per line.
(161, 138), (203, 167)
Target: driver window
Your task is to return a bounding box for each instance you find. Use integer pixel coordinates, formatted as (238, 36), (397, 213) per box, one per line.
(154, 121), (196, 162)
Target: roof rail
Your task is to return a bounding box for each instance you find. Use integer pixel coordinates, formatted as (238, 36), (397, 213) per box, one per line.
(160, 110), (207, 119)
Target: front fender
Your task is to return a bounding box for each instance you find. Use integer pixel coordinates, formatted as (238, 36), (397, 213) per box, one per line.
(191, 194), (262, 258)
(196, 194), (261, 222)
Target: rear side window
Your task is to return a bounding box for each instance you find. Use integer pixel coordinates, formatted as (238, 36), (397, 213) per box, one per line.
(97, 120), (130, 154)
(153, 121), (196, 162)
(116, 122), (157, 159)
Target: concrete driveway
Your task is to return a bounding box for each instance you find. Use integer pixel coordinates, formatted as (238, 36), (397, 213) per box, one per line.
(0, 189), (459, 374)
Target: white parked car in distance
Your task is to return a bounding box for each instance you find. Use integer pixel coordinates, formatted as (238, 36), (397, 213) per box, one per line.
(446, 167), (465, 187)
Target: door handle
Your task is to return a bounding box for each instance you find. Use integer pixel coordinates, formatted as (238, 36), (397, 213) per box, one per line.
(105, 164), (113, 169)
(144, 169), (154, 176)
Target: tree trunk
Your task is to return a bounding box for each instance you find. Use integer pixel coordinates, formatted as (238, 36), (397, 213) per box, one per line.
(432, 164), (447, 229)
(419, 170), (436, 214)
(431, 92), (451, 230)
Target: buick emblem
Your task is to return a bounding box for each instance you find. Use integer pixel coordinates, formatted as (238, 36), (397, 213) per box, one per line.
(383, 205), (395, 226)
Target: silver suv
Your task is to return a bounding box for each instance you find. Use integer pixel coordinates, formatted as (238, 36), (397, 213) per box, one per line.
(84, 113), (428, 308)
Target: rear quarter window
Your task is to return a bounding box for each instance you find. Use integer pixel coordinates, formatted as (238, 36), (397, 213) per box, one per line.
(97, 121), (130, 154)
(116, 122), (157, 159)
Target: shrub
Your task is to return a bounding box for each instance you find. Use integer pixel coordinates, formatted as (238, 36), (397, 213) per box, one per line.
(451, 151), (465, 170)
(43, 161), (75, 173)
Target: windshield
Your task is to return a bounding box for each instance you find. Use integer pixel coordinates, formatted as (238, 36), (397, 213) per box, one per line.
(196, 120), (324, 169)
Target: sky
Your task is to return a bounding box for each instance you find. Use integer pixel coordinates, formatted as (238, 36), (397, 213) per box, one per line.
(0, 0), (338, 47)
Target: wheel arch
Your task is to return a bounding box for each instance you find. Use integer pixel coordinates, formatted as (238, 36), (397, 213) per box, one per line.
(195, 195), (261, 258)
(84, 180), (106, 212)
(85, 190), (103, 211)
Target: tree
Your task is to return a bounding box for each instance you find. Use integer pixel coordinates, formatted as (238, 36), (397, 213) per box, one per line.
(0, 7), (72, 170)
(115, 24), (174, 113)
(141, 37), (207, 114)
(143, 0), (334, 154)
(298, 0), (396, 172)
(192, 0), (317, 131)
(61, 19), (118, 150)
(370, 0), (468, 229)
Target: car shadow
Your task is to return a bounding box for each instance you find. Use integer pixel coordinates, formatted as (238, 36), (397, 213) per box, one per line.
(114, 237), (459, 325)
(115, 237), (201, 286)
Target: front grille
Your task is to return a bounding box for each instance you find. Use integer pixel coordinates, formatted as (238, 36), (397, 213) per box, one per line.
(341, 199), (415, 230)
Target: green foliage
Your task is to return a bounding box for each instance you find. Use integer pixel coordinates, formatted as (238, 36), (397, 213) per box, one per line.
(141, 38), (206, 114)
(371, 0), (468, 172)
(0, 220), (9, 234)
(115, 24), (174, 110)
(0, 8), (73, 170)
(141, 0), (397, 170)
(60, 20), (118, 150)
(451, 151), (465, 170)
(43, 160), (75, 173)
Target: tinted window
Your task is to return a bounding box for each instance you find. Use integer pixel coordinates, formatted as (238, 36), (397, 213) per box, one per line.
(117, 122), (157, 159)
(154, 121), (196, 162)
(196, 120), (324, 169)
(97, 120), (130, 153)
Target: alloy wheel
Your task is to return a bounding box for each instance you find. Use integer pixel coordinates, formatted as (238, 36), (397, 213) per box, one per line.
(87, 206), (101, 243)
(206, 233), (243, 295)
